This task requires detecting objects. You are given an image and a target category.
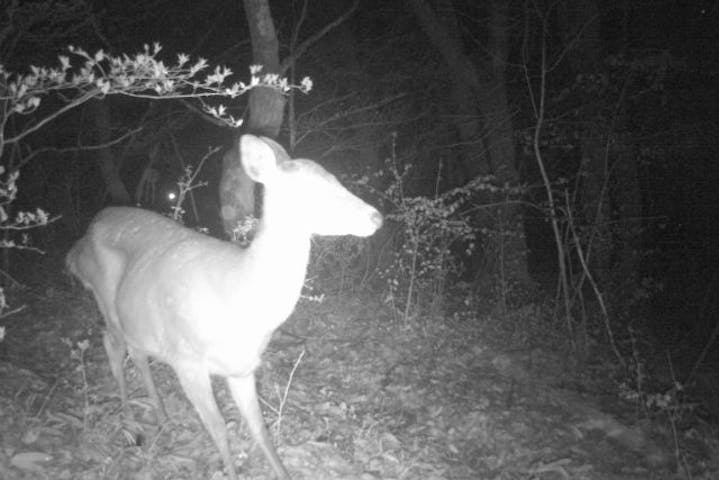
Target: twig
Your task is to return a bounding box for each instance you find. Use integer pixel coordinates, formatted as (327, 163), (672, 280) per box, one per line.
(566, 190), (625, 367)
(14, 126), (142, 172)
(280, 0), (360, 73)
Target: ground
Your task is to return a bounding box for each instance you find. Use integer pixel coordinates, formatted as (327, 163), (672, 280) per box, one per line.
(0, 258), (717, 479)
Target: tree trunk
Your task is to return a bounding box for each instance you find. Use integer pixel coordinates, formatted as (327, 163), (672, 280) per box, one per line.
(612, 137), (640, 289)
(87, 99), (130, 204)
(220, 0), (285, 238)
(558, 0), (641, 289)
(219, 141), (255, 238)
(558, 0), (609, 272)
(243, 0), (286, 138)
(408, 0), (530, 283)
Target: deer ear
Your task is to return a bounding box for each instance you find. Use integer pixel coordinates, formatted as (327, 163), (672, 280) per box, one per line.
(240, 135), (279, 183)
(257, 135), (291, 162)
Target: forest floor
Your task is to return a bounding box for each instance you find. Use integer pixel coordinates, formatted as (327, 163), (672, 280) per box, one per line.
(0, 257), (718, 480)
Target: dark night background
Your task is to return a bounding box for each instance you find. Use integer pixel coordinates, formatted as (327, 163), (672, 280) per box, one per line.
(0, 0), (718, 478)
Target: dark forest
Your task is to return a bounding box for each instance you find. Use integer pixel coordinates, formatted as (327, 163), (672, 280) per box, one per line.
(0, 1), (717, 478)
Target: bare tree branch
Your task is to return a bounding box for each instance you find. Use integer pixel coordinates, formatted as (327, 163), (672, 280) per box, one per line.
(5, 90), (100, 146)
(12, 125), (143, 173)
(280, 0), (360, 74)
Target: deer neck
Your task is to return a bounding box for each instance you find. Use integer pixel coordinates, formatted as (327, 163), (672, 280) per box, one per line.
(237, 209), (312, 305)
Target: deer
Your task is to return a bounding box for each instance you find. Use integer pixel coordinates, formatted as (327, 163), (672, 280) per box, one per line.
(65, 134), (383, 480)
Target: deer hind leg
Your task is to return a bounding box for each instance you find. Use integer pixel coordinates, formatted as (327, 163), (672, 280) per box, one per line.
(127, 347), (167, 422)
(81, 253), (133, 415)
(174, 363), (236, 479)
(102, 327), (129, 415)
(227, 374), (290, 480)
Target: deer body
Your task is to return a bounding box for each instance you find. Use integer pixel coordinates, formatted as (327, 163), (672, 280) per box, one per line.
(66, 134), (382, 480)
